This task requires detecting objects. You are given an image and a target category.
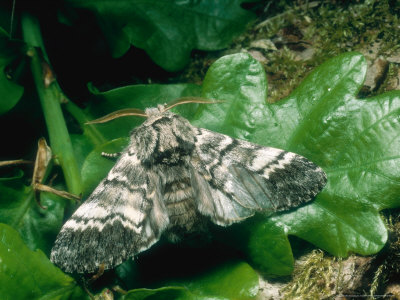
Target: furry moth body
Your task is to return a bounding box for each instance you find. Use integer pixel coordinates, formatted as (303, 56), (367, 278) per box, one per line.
(51, 104), (327, 273)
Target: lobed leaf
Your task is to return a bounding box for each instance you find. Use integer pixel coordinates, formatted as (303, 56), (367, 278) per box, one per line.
(196, 52), (400, 274)
(61, 0), (256, 71)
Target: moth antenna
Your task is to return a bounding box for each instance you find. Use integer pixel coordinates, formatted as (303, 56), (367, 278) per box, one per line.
(85, 108), (147, 125)
(163, 97), (225, 112)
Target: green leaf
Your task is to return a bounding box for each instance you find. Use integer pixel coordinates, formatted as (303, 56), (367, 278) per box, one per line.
(195, 52), (400, 274)
(70, 133), (97, 171)
(216, 217), (294, 276)
(61, 0), (256, 71)
(0, 178), (67, 255)
(0, 27), (24, 115)
(177, 260), (259, 300)
(121, 261), (258, 300)
(0, 223), (87, 300)
(193, 52), (268, 139)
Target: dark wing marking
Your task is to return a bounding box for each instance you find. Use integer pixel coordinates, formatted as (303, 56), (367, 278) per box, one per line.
(190, 128), (327, 226)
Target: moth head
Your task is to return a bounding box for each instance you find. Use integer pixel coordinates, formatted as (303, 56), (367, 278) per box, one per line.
(144, 104), (167, 118)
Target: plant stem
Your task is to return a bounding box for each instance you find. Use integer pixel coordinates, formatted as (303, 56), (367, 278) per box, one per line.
(21, 13), (82, 196)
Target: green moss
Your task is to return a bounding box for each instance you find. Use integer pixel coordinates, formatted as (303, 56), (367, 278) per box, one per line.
(281, 250), (335, 299)
(370, 214), (400, 297)
(233, 1), (400, 102)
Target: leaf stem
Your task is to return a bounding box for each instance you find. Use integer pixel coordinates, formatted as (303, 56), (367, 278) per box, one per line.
(21, 13), (82, 195)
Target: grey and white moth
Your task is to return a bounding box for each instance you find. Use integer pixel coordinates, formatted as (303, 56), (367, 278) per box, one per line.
(50, 102), (327, 273)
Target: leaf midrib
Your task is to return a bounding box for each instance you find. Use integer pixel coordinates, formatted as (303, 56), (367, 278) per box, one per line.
(286, 56), (364, 150)
(11, 188), (33, 228)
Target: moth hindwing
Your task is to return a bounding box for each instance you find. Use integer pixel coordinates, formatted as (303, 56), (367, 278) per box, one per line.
(51, 104), (327, 273)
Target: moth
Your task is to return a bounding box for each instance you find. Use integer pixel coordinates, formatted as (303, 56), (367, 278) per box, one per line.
(51, 99), (327, 273)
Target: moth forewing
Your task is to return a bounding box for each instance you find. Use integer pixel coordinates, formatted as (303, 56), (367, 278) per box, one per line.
(51, 104), (326, 273)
